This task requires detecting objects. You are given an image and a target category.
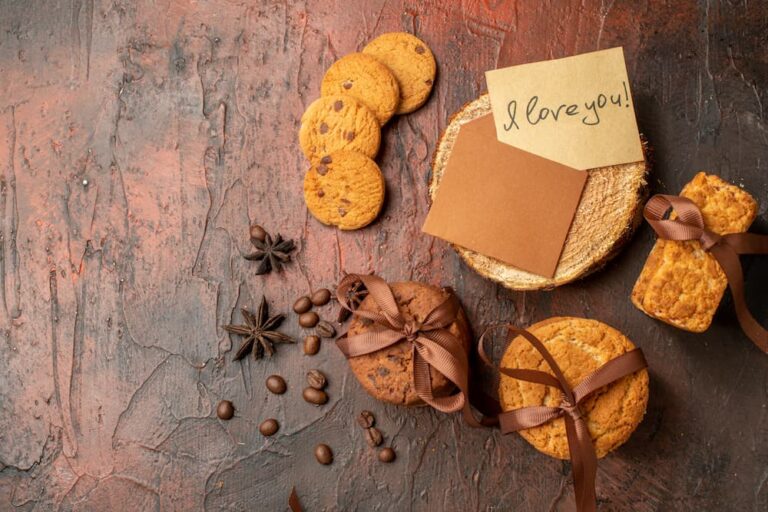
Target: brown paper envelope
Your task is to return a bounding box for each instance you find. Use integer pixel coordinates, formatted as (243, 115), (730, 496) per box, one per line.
(422, 114), (587, 278)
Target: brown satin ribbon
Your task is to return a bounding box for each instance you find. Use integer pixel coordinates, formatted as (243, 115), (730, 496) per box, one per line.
(336, 273), (489, 427)
(288, 487), (302, 512)
(644, 194), (768, 354)
(478, 325), (648, 512)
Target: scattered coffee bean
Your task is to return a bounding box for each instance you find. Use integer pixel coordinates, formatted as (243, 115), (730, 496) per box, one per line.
(315, 444), (333, 465)
(357, 410), (375, 429)
(299, 311), (319, 328)
(365, 427), (383, 447)
(216, 400), (235, 420)
(316, 320), (336, 339)
(265, 375), (287, 395)
(302, 387), (328, 405)
(303, 335), (321, 355)
(259, 418), (279, 436)
(249, 224), (267, 242)
(307, 369), (327, 390)
(293, 296), (312, 314)
(378, 447), (396, 463)
(310, 288), (332, 306)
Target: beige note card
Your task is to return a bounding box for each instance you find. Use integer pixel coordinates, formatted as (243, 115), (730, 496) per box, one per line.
(485, 47), (643, 170)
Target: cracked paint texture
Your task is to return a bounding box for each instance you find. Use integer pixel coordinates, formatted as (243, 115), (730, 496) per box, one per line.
(0, 0), (767, 511)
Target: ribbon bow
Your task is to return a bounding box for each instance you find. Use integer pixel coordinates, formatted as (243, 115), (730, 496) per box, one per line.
(478, 325), (648, 512)
(336, 274), (486, 427)
(644, 194), (768, 354)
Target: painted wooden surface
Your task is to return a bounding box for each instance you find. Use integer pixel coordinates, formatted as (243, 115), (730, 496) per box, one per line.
(0, 1), (766, 510)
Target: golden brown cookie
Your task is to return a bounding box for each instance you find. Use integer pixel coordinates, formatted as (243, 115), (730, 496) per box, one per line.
(347, 281), (471, 406)
(320, 53), (400, 125)
(498, 317), (649, 459)
(363, 32), (436, 114)
(303, 150), (385, 230)
(631, 172), (758, 332)
(299, 95), (381, 163)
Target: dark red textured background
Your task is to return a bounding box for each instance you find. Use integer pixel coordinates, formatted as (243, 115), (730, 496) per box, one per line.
(0, 1), (767, 510)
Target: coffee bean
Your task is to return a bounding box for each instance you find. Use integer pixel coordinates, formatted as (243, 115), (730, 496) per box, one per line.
(265, 375), (287, 395)
(310, 288), (331, 306)
(293, 296), (312, 314)
(249, 224), (267, 242)
(378, 447), (396, 463)
(299, 311), (319, 328)
(303, 335), (321, 355)
(302, 387), (328, 405)
(259, 418), (279, 436)
(216, 400), (235, 420)
(315, 444), (333, 465)
(307, 369), (327, 390)
(316, 320), (336, 339)
(357, 410), (375, 429)
(365, 427), (383, 447)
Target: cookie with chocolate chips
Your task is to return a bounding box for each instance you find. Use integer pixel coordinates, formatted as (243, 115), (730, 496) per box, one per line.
(320, 53), (400, 125)
(346, 281), (471, 406)
(299, 95), (381, 163)
(363, 32), (436, 114)
(303, 150), (385, 230)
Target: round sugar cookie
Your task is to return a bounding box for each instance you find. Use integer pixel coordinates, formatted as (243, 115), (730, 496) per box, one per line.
(347, 281), (471, 406)
(303, 150), (385, 230)
(299, 95), (381, 163)
(498, 317), (649, 459)
(363, 32), (436, 114)
(320, 53), (400, 125)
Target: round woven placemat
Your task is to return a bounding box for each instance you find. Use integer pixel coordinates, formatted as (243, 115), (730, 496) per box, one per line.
(429, 94), (649, 291)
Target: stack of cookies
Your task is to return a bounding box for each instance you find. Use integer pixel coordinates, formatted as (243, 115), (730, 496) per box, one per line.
(300, 32), (437, 230)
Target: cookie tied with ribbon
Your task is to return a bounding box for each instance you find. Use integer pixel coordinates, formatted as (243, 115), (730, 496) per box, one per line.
(479, 318), (649, 512)
(641, 193), (768, 354)
(336, 273), (485, 426)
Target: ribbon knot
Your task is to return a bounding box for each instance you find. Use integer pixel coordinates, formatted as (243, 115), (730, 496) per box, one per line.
(478, 325), (648, 512)
(402, 320), (422, 342)
(560, 395), (584, 421)
(644, 194), (768, 354)
(336, 274), (487, 427)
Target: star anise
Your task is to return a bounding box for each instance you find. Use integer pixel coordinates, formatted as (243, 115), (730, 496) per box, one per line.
(223, 296), (295, 360)
(244, 224), (296, 275)
(337, 273), (370, 323)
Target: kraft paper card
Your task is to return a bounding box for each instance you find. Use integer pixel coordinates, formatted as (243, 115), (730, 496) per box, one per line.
(485, 47), (643, 170)
(422, 114), (587, 278)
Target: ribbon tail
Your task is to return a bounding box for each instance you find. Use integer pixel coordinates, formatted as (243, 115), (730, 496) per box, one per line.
(711, 243), (768, 354)
(498, 406), (562, 434)
(564, 415), (597, 512)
